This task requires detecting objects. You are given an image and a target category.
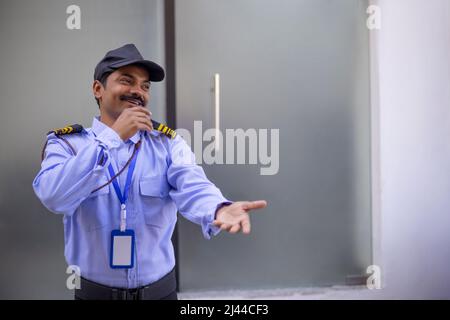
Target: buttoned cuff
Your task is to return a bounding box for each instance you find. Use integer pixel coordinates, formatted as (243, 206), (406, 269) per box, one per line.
(202, 201), (233, 240)
(94, 126), (123, 150)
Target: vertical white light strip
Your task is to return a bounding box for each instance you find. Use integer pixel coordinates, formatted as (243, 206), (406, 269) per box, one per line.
(369, 0), (383, 289)
(214, 73), (220, 151)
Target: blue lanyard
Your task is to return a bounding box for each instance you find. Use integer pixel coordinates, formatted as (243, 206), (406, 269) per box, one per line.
(108, 145), (140, 231)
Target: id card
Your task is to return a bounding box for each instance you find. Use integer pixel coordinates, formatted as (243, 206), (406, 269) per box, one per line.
(110, 229), (135, 269)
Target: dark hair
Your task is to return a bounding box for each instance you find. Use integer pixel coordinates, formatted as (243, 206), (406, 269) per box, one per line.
(95, 72), (112, 107)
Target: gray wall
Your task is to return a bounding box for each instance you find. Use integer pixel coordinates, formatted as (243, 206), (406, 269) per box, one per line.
(0, 0), (166, 299)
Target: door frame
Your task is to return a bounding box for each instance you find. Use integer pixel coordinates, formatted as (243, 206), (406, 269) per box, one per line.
(369, 0), (384, 289)
(164, 0), (179, 291)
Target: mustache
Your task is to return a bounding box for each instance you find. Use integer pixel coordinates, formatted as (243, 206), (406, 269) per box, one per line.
(120, 95), (145, 106)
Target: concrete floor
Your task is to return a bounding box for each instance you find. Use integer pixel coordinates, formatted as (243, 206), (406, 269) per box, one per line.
(178, 285), (386, 300)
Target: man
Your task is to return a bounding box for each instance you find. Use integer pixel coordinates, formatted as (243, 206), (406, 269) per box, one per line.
(33, 44), (267, 300)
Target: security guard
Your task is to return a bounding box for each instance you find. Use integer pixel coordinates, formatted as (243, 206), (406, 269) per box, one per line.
(32, 44), (267, 300)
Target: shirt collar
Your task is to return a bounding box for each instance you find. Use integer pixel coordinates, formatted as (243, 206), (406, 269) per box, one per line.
(91, 116), (141, 144)
(129, 131), (141, 144)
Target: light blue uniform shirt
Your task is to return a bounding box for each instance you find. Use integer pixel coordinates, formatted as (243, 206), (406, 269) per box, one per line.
(33, 117), (229, 289)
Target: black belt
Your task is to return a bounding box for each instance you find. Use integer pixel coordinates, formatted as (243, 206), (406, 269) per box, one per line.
(75, 268), (177, 300)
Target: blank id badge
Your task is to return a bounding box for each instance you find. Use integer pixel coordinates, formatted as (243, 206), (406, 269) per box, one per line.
(110, 229), (135, 269)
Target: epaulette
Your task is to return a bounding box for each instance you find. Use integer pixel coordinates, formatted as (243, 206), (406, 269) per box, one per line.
(47, 124), (84, 136)
(151, 120), (177, 139)
(42, 124), (84, 161)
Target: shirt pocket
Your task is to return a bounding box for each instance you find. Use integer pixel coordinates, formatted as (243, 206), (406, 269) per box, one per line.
(139, 174), (171, 228)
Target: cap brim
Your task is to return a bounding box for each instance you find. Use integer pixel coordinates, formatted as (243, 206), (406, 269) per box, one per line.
(109, 59), (165, 82)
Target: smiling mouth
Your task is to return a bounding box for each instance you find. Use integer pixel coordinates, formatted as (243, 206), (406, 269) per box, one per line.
(121, 96), (144, 106)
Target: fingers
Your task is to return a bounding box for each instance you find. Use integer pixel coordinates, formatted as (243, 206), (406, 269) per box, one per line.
(123, 107), (152, 121)
(241, 219), (251, 234)
(128, 106), (152, 117)
(213, 220), (236, 232)
(112, 106), (154, 141)
(134, 117), (153, 132)
(213, 220), (250, 234)
(134, 110), (153, 132)
(229, 224), (241, 234)
(134, 112), (152, 122)
(243, 200), (267, 211)
(213, 220), (231, 231)
(220, 223), (231, 232)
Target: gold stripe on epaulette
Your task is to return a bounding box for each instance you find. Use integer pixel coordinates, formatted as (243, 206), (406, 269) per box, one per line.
(48, 124), (84, 136)
(58, 126), (73, 135)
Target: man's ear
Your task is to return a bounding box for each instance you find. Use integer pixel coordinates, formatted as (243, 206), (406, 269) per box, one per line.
(92, 80), (104, 100)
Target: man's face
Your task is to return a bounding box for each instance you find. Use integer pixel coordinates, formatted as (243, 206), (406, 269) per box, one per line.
(93, 64), (151, 119)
